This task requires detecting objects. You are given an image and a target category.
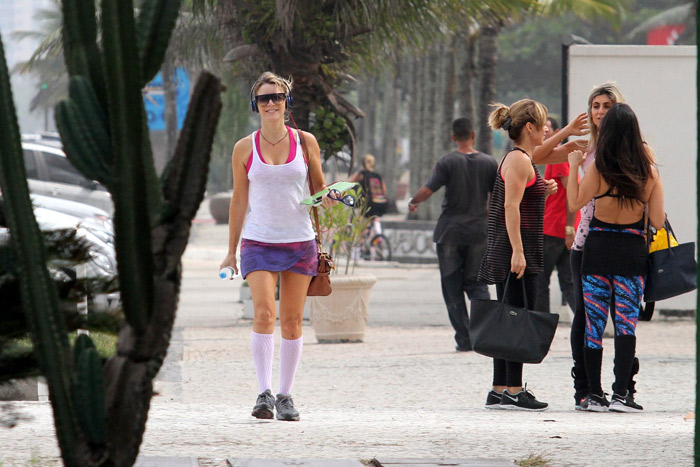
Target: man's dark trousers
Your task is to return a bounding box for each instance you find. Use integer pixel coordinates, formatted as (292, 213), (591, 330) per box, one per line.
(535, 234), (575, 313)
(436, 242), (490, 350)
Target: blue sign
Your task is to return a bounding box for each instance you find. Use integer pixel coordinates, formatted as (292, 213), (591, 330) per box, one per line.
(143, 67), (190, 131)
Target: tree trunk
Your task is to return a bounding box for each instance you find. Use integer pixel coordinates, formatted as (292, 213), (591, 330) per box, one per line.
(216, 2), (243, 53)
(457, 31), (476, 125)
(380, 65), (400, 205)
(362, 73), (378, 157)
(162, 53), (178, 159)
(408, 56), (421, 219)
(418, 46), (440, 221)
(441, 36), (457, 154)
(476, 24), (500, 155)
(355, 75), (370, 158)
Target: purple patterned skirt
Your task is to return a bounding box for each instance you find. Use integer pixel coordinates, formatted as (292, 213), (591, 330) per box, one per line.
(240, 238), (318, 279)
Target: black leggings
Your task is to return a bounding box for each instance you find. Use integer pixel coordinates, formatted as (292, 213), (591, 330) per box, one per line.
(492, 273), (538, 387)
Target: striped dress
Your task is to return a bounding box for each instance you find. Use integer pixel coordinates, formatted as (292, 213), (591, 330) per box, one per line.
(478, 148), (545, 284)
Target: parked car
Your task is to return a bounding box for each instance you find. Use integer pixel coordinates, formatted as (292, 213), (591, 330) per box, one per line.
(30, 194), (114, 245)
(0, 200), (120, 314)
(21, 135), (113, 215)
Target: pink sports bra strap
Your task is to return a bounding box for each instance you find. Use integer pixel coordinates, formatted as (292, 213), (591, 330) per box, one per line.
(286, 127), (296, 164)
(255, 131), (265, 163)
(499, 171), (537, 187)
(246, 151), (253, 173)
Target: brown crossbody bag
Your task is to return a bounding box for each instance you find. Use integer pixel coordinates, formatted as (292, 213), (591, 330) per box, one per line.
(298, 131), (333, 296)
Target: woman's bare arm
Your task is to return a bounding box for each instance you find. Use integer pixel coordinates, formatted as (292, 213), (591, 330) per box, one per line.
(647, 167), (665, 230)
(220, 138), (252, 275)
(501, 151), (532, 278)
(532, 112), (589, 165)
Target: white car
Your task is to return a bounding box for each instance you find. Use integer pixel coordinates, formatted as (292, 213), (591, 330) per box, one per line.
(21, 136), (113, 215)
(30, 194), (114, 245)
(0, 204), (119, 314)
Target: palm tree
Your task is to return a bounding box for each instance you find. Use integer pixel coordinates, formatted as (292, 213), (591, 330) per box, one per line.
(200, 0), (534, 167)
(472, 0), (625, 154)
(11, 2), (66, 124)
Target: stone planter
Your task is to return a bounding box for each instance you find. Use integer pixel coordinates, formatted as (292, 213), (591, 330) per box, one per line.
(209, 192), (232, 224)
(308, 274), (377, 343)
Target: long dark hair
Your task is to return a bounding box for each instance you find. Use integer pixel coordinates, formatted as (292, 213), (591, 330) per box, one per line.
(595, 103), (652, 208)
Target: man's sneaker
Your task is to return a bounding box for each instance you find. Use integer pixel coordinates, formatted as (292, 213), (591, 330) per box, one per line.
(609, 391), (643, 413)
(275, 393), (300, 421)
(575, 396), (589, 411)
(499, 385), (548, 411)
(484, 390), (503, 409)
(625, 392), (644, 411)
(584, 393), (609, 412)
(251, 389), (275, 419)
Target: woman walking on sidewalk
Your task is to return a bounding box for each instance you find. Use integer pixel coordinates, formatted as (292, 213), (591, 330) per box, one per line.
(478, 99), (557, 411)
(220, 72), (334, 421)
(566, 103), (664, 412)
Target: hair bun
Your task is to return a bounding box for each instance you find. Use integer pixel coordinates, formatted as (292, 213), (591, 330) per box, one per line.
(502, 116), (512, 131)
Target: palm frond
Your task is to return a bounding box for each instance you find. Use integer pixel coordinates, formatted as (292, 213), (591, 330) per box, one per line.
(535, 0), (627, 28)
(627, 2), (695, 39)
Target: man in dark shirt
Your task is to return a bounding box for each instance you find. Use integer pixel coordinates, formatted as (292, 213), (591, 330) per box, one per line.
(408, 118), (498, 351)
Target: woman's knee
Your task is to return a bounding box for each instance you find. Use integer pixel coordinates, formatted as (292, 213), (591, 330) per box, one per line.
(279, 310), (303, 336)
(254, 304), (277, 327)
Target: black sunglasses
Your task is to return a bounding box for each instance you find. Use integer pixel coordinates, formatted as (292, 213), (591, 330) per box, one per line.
(255, 93), (287, 105)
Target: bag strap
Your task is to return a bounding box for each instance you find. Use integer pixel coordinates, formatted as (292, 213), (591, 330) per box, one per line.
(501, 273), (529, 310)
(297, 130), (323, 239)
(662, 215), (673, 240)
(646, 208), (671, 249)
(645, 204), (652, 247)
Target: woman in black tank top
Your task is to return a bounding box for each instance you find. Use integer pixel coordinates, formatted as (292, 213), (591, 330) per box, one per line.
(567, 103), (665, 412)
(478, 99), (557, 412)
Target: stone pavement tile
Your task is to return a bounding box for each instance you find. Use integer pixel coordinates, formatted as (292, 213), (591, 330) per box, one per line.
(135, 457), (199, 466)
(374, 459), (514, 466)
(227, 460), (364, 466)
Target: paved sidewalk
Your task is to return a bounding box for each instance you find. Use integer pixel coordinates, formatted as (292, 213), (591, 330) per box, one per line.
(1, 224), (695, 466)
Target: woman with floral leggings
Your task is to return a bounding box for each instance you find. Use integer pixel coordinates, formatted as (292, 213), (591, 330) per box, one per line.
(566, 103), (664, 412)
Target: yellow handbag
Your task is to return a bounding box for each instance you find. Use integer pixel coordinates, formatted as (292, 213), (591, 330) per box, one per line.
(649, 227), (678, 253)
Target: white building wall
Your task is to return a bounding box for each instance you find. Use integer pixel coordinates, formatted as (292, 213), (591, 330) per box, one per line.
(568, 45), (697, 310)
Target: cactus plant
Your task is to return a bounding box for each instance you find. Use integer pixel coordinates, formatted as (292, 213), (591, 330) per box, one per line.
(0, 0), (223, 464)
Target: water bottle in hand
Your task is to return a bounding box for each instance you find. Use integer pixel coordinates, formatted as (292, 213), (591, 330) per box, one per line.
(219, 266), (238, 280)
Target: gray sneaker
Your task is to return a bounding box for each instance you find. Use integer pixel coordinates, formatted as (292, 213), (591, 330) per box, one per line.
(485, 390), (503, 409)
(251, 389), (275, 419)
(584, 393), (610, 413)
(609, 391), (643, 413)
(499, 385), (548, 411)
(275, 393), (300, 421)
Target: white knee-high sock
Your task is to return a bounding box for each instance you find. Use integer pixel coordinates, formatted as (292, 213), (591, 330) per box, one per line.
(279, 336), (303, 395)
(251, 332), (274, 393)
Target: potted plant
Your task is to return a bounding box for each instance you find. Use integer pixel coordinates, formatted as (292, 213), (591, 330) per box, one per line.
(307, 187), (377, 343)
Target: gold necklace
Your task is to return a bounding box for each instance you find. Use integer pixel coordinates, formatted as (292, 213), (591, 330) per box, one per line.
(260, 130), (288, 146)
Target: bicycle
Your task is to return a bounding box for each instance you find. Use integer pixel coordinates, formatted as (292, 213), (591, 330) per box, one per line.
(360, 217), (391, 261)
(329, 215), (392, 263)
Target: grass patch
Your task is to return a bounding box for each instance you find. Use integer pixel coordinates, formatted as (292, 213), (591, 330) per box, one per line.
(518, 453), (552, 466)
(73, 331), (118, 358)
(7, 331), (117, 360)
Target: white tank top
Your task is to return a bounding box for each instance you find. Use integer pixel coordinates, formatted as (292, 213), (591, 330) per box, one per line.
(241, 127), (316, 243)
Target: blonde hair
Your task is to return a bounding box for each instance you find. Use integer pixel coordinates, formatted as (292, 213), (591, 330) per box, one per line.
(587, 82), (625, 149)
(488, 99), (548, 142)
(361, 154), (376, 171)
(251, 71), (292, 96)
